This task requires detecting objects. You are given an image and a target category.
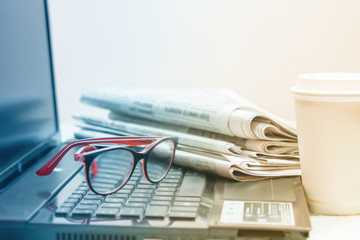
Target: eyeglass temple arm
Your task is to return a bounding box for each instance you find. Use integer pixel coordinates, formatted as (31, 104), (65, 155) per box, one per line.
(36, 137), (161, 176)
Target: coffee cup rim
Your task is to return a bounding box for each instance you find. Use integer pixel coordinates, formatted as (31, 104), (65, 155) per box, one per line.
(291, 87), (360, 101)
(292, 72), (360, 101)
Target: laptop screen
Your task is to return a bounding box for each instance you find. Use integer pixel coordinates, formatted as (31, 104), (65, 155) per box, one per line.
(0, 0), (58, 184)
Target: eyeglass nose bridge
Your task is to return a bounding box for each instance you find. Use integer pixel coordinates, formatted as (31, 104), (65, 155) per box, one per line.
(132, 151), (147, 160)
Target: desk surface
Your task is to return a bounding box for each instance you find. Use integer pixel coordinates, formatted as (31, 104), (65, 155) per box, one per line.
(61, 124), (360, 240)
(310, 213), (360, 239)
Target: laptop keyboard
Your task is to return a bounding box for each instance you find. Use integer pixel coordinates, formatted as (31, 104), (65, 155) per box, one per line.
(55, 165), (205, 221)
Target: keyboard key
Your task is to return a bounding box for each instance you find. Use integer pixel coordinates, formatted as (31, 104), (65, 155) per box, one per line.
(152, 196), (173, 201)
(171, 206), (198, 212)
(173, 202), (200, 208)
(68, 193), (83, 199)
(86, 191), (100, 196)
(93, 188), (114, 193)
(55, 207), (72, 216)
(122, 185), (135, 190)
(128, 197), (149, 204)
(72, 189), (87, 195)
(131, 192), (152, 199)
(159, 183), (177, 188)
(137, 184), (156, 189)
(177, 174), (206, 197)
(133, 189), (154, 194)
(120, 207), (144, 218)
(80, 199), (102, 206)
(156, 187), (176, 192)
(96, 208), (119, 217)
(126, 180), (137, 185)
(104, 198), (126, 204)
(76, 186), (89, 191)
(101, 202), (123, 209)
(60, 202), (75, 208)
(75, 204), (98, 210)
(116, 189), (132, 195)
(92, 177), (119, 185)
(149, 200), (171, 206)
(83, 194), (105, 200)
(164, 174), (182, 179)
(95, 173), (121, 180)
(154, 191), (175, 197)
(97, 169), (123, 175)
(175, 197), (201, 202)
(129, 173), (141, 179)
(161, 179), (180, 184)
(169, 211), (197, 220)
(126, 202), (147, 209)
(107, 193), (129, 199)
(64, 198), (79, 204)
(92, 183), (116, 189)
(145, 206), (169, 219)
(78, 182), (88, 188)
(71, 209), (94, 217)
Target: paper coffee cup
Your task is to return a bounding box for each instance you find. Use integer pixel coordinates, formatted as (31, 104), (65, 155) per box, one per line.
(292, 73), (360, 215)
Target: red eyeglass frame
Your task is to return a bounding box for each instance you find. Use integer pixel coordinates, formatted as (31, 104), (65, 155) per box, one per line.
(36, 136), (178, 195)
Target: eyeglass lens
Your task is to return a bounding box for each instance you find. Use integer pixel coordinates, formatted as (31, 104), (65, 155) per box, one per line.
(146, 139), (175, 182)
(88, 149), (134, 194)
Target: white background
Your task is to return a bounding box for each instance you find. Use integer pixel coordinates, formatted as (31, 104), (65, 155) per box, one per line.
(48, 0), (360, 124)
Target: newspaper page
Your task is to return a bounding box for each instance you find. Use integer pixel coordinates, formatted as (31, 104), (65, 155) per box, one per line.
(80, 88), (297, 141)
(174, 150), (301, 181)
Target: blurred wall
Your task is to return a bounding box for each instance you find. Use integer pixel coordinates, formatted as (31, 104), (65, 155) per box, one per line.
(48, 0), (360, 124)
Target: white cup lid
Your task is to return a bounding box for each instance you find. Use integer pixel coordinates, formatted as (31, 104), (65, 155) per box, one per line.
(292, 72), (360, 99)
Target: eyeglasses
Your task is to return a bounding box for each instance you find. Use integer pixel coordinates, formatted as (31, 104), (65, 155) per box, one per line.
(36, 136), (178, 195)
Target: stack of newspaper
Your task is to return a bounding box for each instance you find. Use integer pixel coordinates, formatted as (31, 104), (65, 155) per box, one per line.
(74, 88), (301, 181)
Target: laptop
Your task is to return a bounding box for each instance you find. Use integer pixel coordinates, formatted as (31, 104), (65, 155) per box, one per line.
(0, 1), (311, 239)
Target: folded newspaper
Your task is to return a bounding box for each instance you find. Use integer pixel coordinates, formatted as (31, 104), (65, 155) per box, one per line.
(77, 88), (300, 181)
